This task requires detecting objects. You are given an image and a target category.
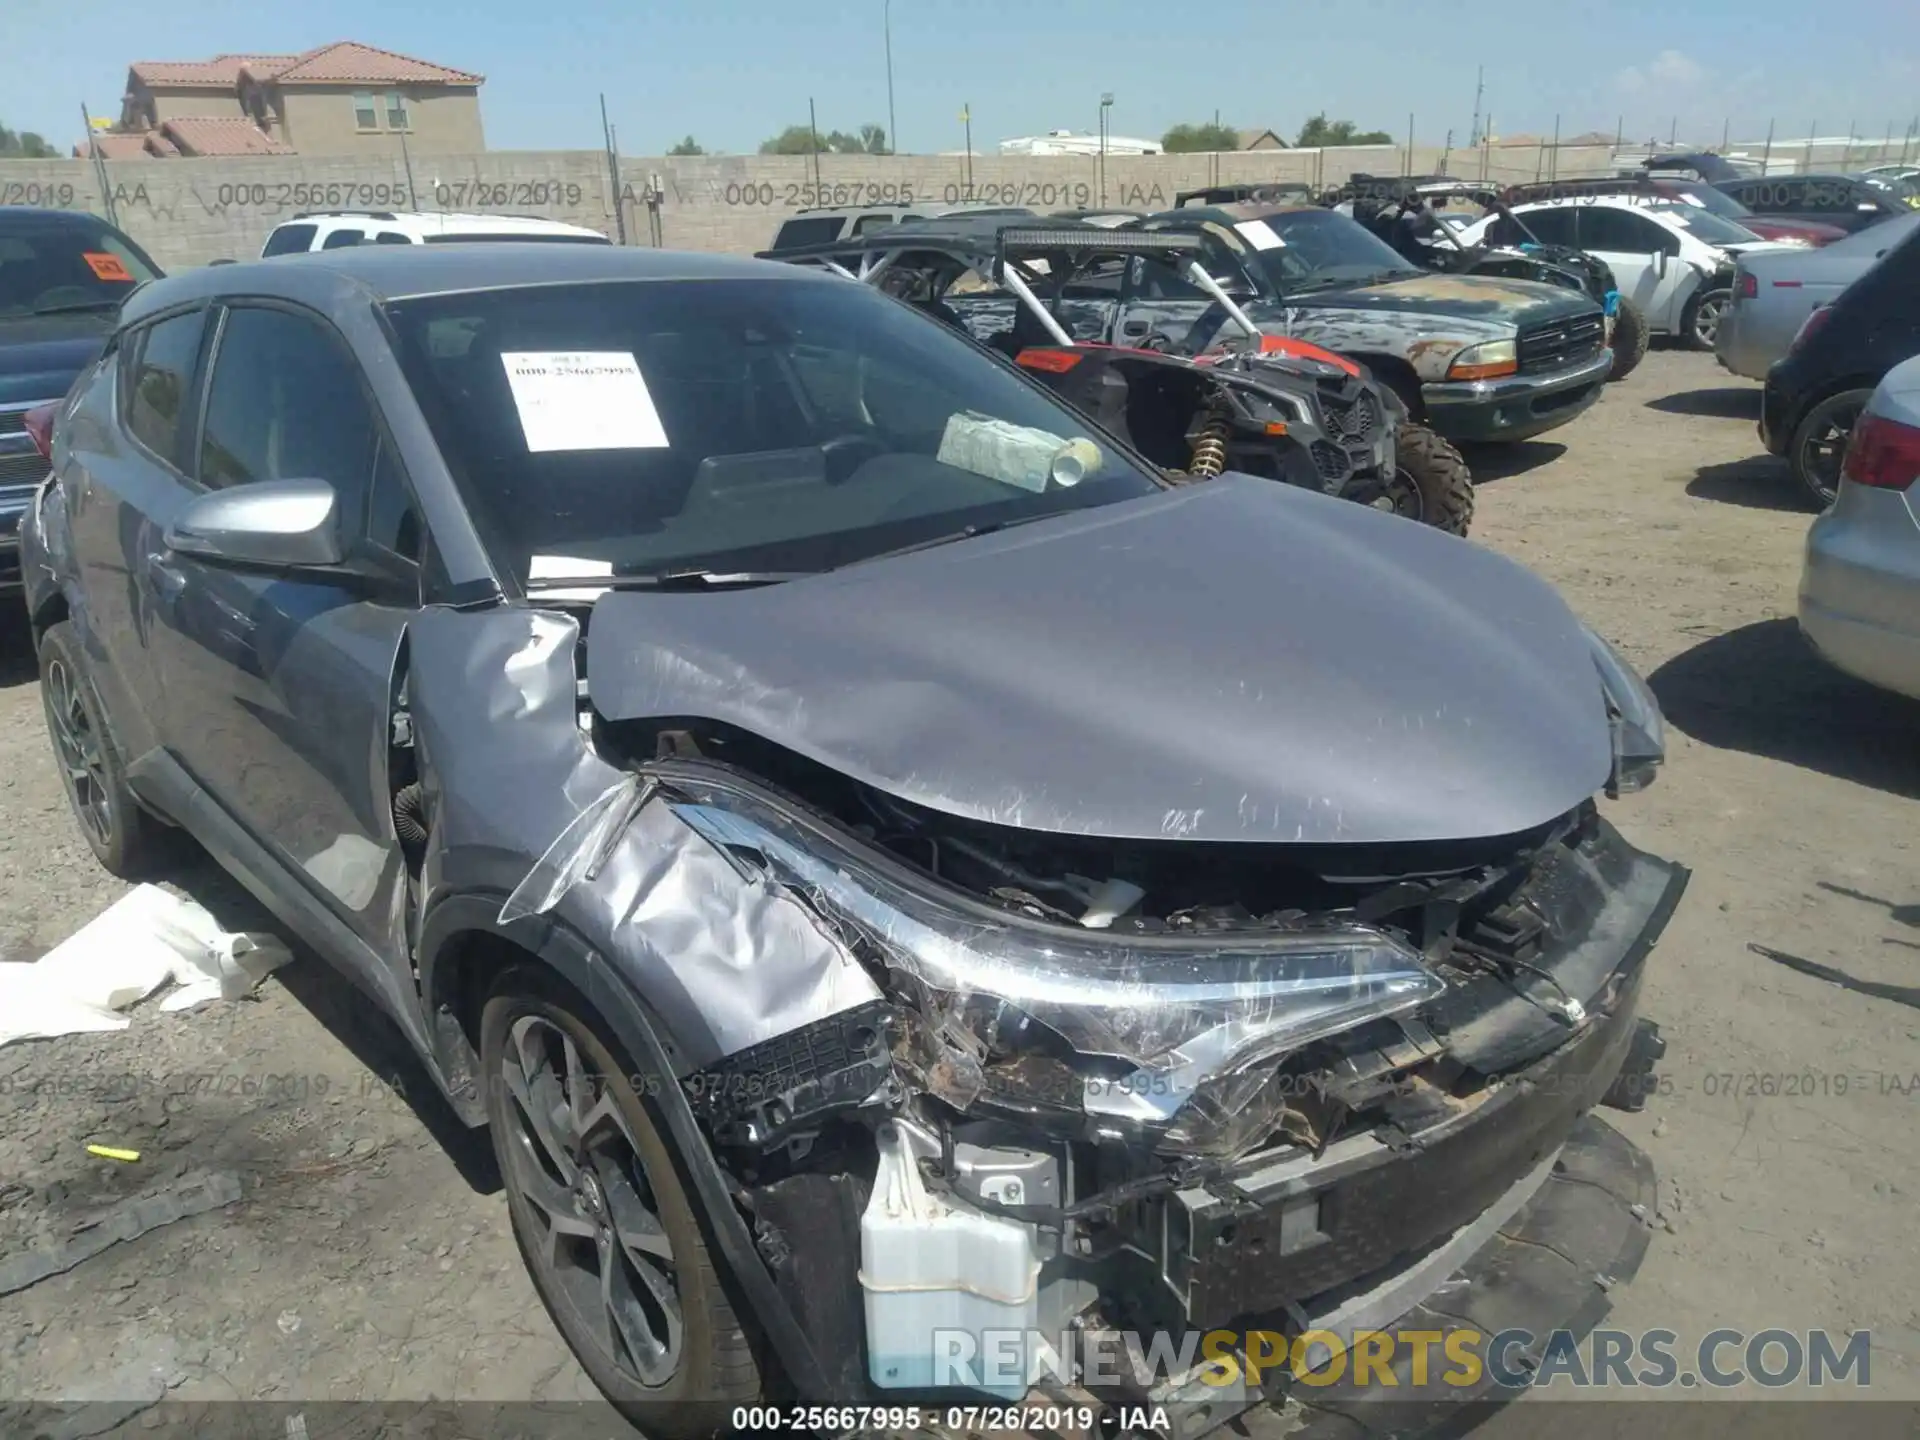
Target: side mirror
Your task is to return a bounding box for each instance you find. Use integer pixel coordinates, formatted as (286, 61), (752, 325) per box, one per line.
(164, 478), (344, 569)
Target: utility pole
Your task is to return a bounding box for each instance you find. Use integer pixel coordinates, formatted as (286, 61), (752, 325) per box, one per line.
(1761, 117), (1775, 174)
(1404, 113), (1414, 177)
(1549, 113), (1560, 180)
(883, 0), (897, 155)
(599, 95), (628, 244)
(1805, 118), (1817, 174)
(79, 103), (118, 227)
(1468, 65), (1484, 148)
(1669, 115), (1677, 146)
(960, 104), (972, 197)
(1098, 92), (1113, 206)
(1840, 119), (1854, 170)
(809, 97), (823, 191)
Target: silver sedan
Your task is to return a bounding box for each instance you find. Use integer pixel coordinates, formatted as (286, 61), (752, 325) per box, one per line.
(1717, 212), (1920, 381)
(1799, 354), (1920, 697)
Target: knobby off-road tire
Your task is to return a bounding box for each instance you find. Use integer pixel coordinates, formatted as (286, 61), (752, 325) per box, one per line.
(481, 965), (762, 1438)
(38, 620), (184, 879)
(1395, 425), (1476, 537)
(1607, 297), (1650, 381)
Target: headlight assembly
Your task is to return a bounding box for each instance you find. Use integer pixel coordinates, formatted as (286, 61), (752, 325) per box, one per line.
(1585, 626), (1665, 795)
(1447, 339), (1517, 381)
(664, 780), (1443, 1133)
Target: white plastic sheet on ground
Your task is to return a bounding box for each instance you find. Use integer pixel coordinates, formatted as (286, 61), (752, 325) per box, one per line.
(0, 885), (292, 1049)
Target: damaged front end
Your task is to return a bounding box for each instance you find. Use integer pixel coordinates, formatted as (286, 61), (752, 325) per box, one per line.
(497, 700), (1685, 1424)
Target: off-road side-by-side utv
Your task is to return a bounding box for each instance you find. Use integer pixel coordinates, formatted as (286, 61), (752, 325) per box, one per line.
(1337, 175), (1648, 382)
(762, 218), (1475, 534)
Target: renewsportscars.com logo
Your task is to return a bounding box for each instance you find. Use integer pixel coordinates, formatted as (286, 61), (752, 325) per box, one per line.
(928, 1326), (1874, 1392)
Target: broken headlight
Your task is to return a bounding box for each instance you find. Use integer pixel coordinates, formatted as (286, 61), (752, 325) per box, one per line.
(667, 782), (1443, 1136)
(1586, 626), (1665, 795)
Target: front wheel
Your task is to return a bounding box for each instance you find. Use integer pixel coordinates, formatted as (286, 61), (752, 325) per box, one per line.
(481, 966), (762, 1437)
(1607, 298), (1649, 381)
(1789, 388), (1872, 509)
(1369, 425), (1475, 536)
(1683, 287), (1730, 352)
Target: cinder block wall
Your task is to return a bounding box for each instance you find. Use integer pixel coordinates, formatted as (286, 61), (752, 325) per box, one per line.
(6, 140), (1894, 270)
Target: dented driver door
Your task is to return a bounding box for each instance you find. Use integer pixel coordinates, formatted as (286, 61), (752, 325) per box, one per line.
(144, 302), (422, 972)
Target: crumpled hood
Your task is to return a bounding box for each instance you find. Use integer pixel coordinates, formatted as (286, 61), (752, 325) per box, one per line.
(585, 476), (1614, 846)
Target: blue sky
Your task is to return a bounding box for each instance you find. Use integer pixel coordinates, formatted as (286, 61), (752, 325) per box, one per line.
(5, 0), (1916, 156)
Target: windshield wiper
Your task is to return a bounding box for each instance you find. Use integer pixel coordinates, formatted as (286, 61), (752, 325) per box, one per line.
(848, 512), (1065, 568)
(29, 299), (125, 317)
(526, 567), (818, 594)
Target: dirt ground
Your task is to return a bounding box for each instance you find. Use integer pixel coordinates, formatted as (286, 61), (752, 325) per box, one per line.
(1, 345), (1916, 1430)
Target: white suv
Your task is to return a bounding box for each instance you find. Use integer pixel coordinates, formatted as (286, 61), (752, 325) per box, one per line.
(1455, 196), (1793, 350)
(262, 210), (610, 256)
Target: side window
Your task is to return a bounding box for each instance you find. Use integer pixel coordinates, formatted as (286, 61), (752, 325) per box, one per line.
(262, 223), (318, 256)
(374, 231), (413, 245)
(848, 212), (900, 236)
(1579, 207), (1663, 253)
(197, 307), (379, 520)
(122, 309), (208, 469)
(1485, 214), (1526, 247)
(1513, 208), (1577, 246)
(321, 228), (366, 250)
(1127, 255), (1205, 301)
(365, 436), (423, 562)
(771, 216), (847, 249)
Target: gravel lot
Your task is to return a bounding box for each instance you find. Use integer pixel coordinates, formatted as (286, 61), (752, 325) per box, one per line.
(1, 346), (1916, 1428)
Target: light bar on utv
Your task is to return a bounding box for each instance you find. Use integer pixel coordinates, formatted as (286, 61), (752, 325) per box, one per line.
(994, 227), (1199, 254)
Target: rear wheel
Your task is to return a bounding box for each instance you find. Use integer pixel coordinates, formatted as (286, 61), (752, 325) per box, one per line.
(1368, 425), (1474, 536)
(1789, 388), (1872, 509)
(1683, 287), (1730, 351)
(481, 966), (761, 1438)
(1607, 298), (1649, 381)
(38, 621), (181, 879)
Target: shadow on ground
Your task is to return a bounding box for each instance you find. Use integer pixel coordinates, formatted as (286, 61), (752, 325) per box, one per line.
(1646, 386), (1761, 419)
(1461, 441), (1567, 483)
(1685, 456), (1814, 512)
(0, 609), (38, 691)
(1649, 617), (1920, 797)
(180, 856), (503, 1195)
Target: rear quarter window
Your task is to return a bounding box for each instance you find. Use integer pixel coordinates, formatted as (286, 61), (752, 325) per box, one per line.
(262, 224), (318, 256)
(121, 309), (208, 469)
(771, 216), (847, 249)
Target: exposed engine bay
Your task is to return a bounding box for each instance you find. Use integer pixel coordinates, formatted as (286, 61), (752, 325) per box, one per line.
(532, 709), (1686, 1409)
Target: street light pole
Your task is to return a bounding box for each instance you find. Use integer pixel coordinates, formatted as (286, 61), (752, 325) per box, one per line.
(1099, 92), (1113, 206)
(884, 0), (897, 155)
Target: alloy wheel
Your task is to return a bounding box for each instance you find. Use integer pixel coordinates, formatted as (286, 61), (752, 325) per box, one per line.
(44, 657), (113, 848)
(1797, 397), (1865, 506)
(498, 1013), (683, 1387)
(1691, 292), (1727, 349)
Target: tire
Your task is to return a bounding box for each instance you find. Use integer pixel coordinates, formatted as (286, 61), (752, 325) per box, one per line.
(1607, 298), (1649, 381)
(1392, 424), (1476, 536)
(481, 965), (761, 1438)
(38, 620), (181, 879)
(1682, 287), (1730, 352)
(1788, 387), (1872, 510)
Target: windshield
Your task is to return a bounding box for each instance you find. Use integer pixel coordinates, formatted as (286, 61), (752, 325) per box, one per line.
(1644, 203), (1762, 246)
(1228, 209), (1421, 294)
(385, 276), (1159, 587)
(1668, 185), (1751, 221)
(0, 217), (161, 319)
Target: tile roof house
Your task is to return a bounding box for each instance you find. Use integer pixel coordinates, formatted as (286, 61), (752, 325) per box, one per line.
(1237, 128), (1288, 151)
(102, 41), (485, 157)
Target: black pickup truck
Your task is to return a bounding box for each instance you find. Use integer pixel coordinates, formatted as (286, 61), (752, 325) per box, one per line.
(1, 207), (162, 595)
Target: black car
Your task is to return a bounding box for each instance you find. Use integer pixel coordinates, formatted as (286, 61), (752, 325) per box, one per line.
(1713, 173), (1915, 236)
(1, 207), (163, 593)
(1760, 216), (1920, 504)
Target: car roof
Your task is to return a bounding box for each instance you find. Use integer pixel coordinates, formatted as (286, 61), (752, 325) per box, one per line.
(278, 211), (606, 237)
(1142, 203), (1319, 227)
(119, 243), (826, 326)
(761, 215), (1206, 267)
(0, 205), (129, 230)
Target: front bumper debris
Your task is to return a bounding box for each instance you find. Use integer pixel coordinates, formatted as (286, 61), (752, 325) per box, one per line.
(1422, 348), (1613, 443)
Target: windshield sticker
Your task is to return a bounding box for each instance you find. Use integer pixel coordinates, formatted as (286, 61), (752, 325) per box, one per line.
(1238, 220), (1286, 250)
(81, 251), (134, 282)
(500, 351), (669, 453)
